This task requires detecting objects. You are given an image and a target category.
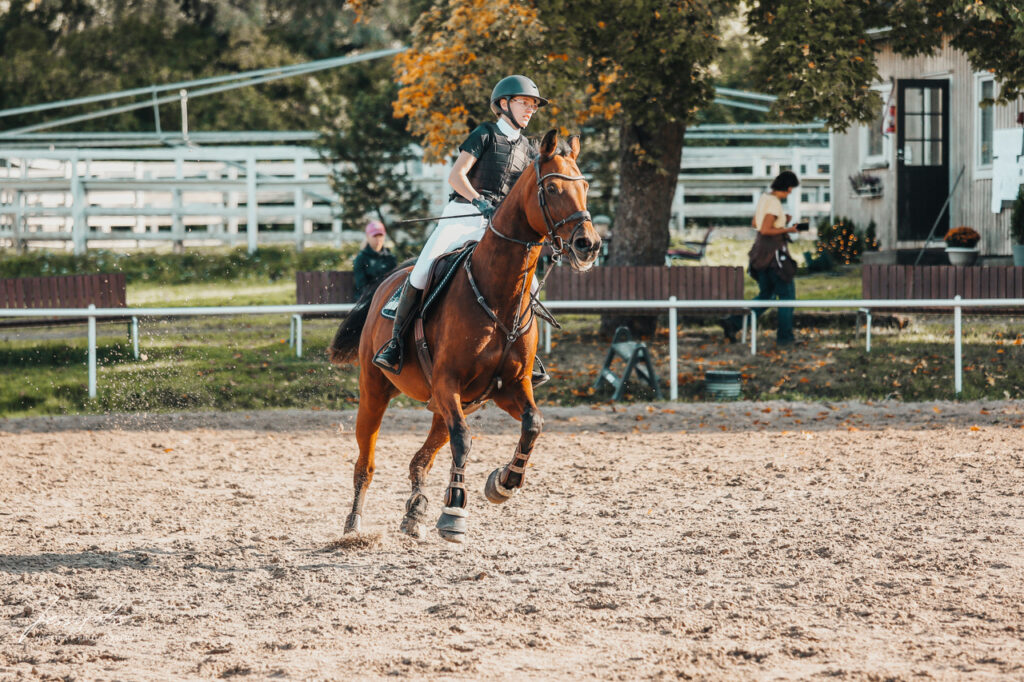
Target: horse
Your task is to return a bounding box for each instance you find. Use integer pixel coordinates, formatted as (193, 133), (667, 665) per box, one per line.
(327, 129), (602, 543)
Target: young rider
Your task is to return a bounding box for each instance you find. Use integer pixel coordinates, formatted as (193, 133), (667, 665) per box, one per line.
(372, 75), (547, 377)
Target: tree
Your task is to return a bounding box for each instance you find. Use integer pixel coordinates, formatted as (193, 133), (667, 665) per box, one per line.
(386, 0), (733, 336)
(318, 60), (429, 247)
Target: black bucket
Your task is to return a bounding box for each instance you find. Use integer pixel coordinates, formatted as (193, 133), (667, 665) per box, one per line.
(704, 369), (742, 401)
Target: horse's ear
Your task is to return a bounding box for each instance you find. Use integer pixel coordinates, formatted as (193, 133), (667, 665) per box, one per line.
(540, 129), (559, 157)
(568, 135), (581, 161)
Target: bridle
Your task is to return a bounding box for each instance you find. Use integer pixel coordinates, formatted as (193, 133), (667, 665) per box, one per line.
(486, 155), (592, 268)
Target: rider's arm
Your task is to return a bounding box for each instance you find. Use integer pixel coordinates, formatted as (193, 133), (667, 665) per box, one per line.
(448, 151), (481, 202)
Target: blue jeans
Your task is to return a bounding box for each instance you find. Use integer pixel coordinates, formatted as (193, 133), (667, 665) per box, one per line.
(727, 269), (795, 344)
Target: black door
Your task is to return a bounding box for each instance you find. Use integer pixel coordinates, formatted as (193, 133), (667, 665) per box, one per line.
(896, 79), (950, 241)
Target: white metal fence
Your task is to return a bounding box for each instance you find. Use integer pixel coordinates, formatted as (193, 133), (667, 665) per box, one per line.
(3, 296), (1018, 402)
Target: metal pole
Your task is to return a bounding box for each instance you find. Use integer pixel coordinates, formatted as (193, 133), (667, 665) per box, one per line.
(295, 315), (303, 359)
(865, 309), (872, 353)
(543, 319), (551, 355)
(132, 316), (139, 359)
(294, 156), (304, 252)
(954, 295), (962, 395)
(88, 304), (97, 399)
(669, 296), (678, 400)
(246, 153), (258, 254)
(179, 90), (189, 142)
(70, 150), (86, 255)
(749, 310), (757, 356)
(152, 88), (162, 136)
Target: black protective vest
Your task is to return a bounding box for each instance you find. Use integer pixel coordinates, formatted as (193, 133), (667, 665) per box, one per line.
(456, 123), (534, 203)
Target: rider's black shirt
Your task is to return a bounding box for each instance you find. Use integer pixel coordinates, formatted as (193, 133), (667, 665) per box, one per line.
(451, 122), (535, 204)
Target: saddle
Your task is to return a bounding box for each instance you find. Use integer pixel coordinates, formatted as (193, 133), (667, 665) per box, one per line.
(381, 242), (477, 322)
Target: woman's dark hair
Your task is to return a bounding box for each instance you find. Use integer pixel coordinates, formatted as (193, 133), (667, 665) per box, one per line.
(770, 170), (800, 191)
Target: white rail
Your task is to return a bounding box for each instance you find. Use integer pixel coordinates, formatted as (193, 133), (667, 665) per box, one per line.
(3, 296), (1020, 401)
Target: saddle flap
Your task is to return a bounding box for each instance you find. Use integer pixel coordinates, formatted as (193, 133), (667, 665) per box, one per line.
(381, 242), (477, 321)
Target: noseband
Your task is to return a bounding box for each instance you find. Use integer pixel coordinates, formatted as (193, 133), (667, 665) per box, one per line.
(487, 156), (592, 267)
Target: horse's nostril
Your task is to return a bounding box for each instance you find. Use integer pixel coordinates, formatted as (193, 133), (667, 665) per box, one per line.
(574, 238), (593, 252)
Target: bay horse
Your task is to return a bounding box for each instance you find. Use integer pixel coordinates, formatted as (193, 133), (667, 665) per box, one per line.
(328, 129), (602, 543)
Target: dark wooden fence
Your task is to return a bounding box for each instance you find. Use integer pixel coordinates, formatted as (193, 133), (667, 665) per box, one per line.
(0, 273), (127, 328)
(862, 265), (1024, 313)
(544, 265), (745, 315)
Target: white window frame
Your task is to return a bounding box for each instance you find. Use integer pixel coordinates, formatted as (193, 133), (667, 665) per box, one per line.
(974, 72), (998, 180)
(860, 83), (893, 170)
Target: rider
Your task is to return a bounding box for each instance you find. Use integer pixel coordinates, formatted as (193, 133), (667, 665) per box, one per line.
(373, 75), (548, 380)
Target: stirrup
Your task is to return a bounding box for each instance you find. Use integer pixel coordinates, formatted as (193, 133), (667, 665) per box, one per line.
(372, 338), (404, 374)
(531, 356), (550, 388)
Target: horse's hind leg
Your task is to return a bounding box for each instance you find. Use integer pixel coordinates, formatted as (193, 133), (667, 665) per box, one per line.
(345, 369), (397, 534)
(399, 412), (449, 540)
(485, 387), (543, 504)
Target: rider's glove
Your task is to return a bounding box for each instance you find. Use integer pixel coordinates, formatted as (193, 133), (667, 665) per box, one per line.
(472, 197), (496, 220)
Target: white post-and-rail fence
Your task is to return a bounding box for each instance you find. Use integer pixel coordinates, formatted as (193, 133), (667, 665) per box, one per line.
(3, 296), (1020, 401)
(0, 147), (348, 254)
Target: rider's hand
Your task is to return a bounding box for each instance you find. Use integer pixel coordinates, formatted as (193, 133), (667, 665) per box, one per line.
(472, 197), (496, 219)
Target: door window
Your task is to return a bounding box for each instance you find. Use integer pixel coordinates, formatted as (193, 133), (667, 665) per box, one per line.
(902, 86), (944, 167)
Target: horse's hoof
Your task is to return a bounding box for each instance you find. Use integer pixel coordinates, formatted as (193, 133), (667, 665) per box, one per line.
(344, 512), (362, 534)
(436, 506), (467, 544)
(484, 467), (517, 504)
(399, 515), (426, 540)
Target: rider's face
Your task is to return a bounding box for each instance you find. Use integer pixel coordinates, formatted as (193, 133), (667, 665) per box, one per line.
(507, 97), (541, 128)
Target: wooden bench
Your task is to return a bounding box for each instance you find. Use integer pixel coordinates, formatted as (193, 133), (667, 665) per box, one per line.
(543, 264), (745, 316)
(861, 265), (1024, 313)
(295, 271), (356, 310)
(858, 265), (1024, 351)
(0, 273), (127, 328)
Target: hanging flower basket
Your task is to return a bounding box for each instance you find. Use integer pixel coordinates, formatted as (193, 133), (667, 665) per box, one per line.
(849, 173), (883, 197)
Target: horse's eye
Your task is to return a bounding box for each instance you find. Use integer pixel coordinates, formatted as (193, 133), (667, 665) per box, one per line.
(546, 184), (557, 194)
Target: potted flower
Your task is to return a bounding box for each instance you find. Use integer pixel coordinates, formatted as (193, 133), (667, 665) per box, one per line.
(944, 226), (981, 266)
(1011, 187), (1024, 267)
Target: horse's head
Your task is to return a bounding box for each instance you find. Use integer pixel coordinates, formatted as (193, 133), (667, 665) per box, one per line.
(525, 129), (602, 272)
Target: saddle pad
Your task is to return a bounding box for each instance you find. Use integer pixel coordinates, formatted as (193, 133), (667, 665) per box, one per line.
(380, 243), (477, 321)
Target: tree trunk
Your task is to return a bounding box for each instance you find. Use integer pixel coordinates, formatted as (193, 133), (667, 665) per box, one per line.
(599, 119), (686, 339)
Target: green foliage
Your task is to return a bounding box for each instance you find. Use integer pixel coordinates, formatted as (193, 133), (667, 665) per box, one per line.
(0, 246), (360, 284)
(814, 216), (866, 265)
(317, 60), (429, 239)
(1011, 186), (1024, 246)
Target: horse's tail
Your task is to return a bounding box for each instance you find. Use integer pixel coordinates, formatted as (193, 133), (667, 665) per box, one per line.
(327, 260), (415, 366)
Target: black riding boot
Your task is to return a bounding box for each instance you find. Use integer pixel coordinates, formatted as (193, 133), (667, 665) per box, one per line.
(372, 283), (422, 374)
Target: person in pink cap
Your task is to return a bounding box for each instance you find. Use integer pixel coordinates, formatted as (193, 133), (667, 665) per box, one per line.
(352, 220), (397, 299)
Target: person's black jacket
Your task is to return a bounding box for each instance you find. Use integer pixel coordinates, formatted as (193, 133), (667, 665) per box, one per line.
(352, 245), (397, 299)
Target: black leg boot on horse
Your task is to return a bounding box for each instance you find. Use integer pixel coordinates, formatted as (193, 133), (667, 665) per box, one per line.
(372, 282), (422, 374)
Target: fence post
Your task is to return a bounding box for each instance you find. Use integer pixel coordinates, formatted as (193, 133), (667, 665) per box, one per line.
(294, 156), (305, 252)
(70, 150), (87, 255)
(132, 316), (139, 360)
(246, 153), (258, 254)
(172, 154), (184, 253)
(544, 319), (551, 355)
(669, 296), (678, 400)
(295, 315), (303, 359)
(749, 309), (757, 356)
(954, 295), (962, 395)
(88, 304), (97, 399)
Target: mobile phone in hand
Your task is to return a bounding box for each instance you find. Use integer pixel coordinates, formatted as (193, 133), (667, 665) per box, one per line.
(795, 221), (810, 232)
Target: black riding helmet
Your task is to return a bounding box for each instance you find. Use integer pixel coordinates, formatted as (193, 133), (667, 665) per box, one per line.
(490, 75), (548, 129)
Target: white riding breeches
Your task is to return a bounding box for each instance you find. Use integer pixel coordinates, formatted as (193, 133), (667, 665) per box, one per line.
(408, 200), (485, 289)
(407, 198), (541, 294)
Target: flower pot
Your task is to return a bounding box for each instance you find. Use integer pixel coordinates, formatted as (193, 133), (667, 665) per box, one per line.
(1013, 244), (1024, 267)
(945, 246), (979, 266)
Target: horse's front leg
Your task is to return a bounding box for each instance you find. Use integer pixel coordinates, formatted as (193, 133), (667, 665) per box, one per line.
(435, 393), (472, 543)
(485, 386), (543, 504)
(400, 412), (449, 540)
